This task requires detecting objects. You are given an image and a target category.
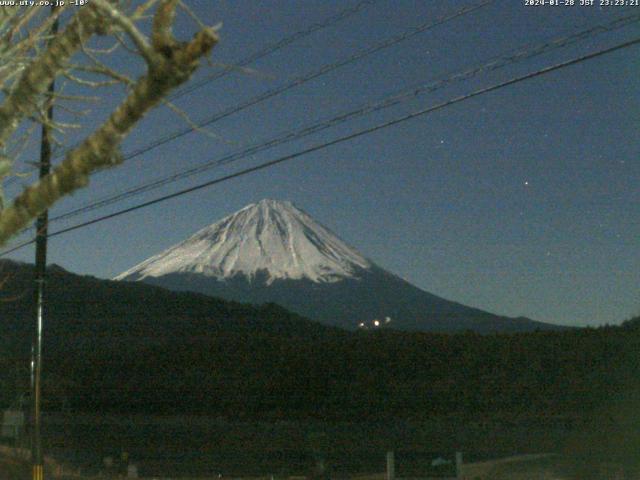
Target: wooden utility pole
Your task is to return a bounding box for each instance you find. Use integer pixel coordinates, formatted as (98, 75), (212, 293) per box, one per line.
(32, 6), (58, 480)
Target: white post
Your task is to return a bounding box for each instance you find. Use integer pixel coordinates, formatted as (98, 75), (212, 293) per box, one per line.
(386, 451), (395, 480)
(455, 451), (463, 479)
(127, 463), (139, 478)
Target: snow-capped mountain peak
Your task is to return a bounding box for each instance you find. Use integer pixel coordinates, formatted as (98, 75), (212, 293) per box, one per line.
(116, 199), (371, 284)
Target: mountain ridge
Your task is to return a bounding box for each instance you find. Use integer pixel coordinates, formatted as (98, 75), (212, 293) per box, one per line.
(0, 260), (621, 426)
(117, 199), (564, 333)
(116, 199), (370, 284)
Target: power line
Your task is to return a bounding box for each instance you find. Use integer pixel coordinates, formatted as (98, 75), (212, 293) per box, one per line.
(48, 12), (640, 224)
(2, 35), (637, 257)
(3, 0), (379, 188)
(168, 0), (380, 101)
(30, 1), (494, 171)
(114, 0), (496, 162)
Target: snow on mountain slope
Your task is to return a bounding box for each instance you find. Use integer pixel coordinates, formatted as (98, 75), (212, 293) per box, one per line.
(116, 199), (371, 284)
(115, 199), (563, 333)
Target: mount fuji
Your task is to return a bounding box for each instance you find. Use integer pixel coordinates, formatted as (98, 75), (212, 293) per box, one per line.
(116, 199), (558, 333)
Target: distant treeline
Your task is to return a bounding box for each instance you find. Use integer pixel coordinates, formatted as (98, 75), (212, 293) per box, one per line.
(0, 259), (638, 423)
(37, 323), (640, 420)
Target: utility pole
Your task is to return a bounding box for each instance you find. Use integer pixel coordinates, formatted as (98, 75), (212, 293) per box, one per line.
(32, 6), (58, 480)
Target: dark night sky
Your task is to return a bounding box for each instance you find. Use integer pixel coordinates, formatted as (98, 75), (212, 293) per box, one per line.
(3, 0), (639, 327)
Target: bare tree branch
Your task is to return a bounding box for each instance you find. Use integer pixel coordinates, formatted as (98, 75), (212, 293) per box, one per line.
(0, 5), (102, 149)
(0, 4), (219, 245)
(92, 0), (157, 65)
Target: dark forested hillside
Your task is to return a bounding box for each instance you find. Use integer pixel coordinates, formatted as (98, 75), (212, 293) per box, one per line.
(0, 260), (636, 422)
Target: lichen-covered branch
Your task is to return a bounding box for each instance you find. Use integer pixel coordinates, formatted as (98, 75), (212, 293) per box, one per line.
(0, 3), (218, 246)
(0, 6), (102, 149)
(92, 0), (157, 65)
